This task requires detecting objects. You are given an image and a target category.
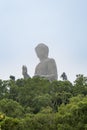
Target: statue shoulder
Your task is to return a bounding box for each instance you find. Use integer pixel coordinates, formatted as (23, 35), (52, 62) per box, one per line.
(47, 58), (56, 63)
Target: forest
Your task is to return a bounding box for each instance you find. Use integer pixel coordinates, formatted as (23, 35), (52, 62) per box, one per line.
(0, 74), (87, 130)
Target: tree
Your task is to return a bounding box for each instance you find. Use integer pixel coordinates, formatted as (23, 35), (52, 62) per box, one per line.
(0, 99), (24, 118)
(1, 117), (25, 130)
(32, 94), (52, 113)
(0, 80), (10, 99)
(73, 74), (87, 96)
(55, 95), (87, 130)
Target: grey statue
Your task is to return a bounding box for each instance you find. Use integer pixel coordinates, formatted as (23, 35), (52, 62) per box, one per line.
(22, 65), (30, 79)
(61, 72), (67, 81)
(34, 43), (58, 81)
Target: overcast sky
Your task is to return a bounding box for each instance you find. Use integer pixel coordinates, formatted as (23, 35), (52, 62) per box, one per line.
(0, 0), (87, 82)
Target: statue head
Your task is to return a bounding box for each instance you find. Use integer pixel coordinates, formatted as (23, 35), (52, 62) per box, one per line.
(35, 43), (49, 61)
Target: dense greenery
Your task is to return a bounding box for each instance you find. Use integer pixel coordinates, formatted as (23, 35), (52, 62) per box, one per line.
(0, 75), (87, 130)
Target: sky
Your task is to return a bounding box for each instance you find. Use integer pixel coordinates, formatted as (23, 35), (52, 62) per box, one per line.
(0, 0), (87, 83)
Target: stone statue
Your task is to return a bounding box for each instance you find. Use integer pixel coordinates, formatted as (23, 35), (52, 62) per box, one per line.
(34, 43), (58, 81)
(22, 65), (30, 79)
(61, 72), (67, 81)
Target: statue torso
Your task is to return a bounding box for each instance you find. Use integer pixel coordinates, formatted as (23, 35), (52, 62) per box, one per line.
(35, 58), (49, 76)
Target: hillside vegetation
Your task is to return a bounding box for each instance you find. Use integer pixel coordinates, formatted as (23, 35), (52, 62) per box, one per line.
(0, 75), (87, 130)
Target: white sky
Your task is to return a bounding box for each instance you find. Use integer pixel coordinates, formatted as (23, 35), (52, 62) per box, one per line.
(0, 0), (87, 83)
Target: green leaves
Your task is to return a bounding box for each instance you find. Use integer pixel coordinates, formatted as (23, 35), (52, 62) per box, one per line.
(55, 95), (87, 130)
(0, 99), (24, 118)
(1, 117), (25, 130)
(0, 76), (87, 129)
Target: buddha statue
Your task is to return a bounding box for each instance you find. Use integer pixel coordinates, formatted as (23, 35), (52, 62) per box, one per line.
(34, 43), (58, 81)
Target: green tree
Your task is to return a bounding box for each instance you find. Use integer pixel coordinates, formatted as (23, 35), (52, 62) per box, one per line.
(1, 117), (24, 130)
(55, 95), (87, 130)
(0, 80), (10, 99)
(32, 94), (52, 113)
(73, 74), (87, 96)
(0, 99), (24, 118)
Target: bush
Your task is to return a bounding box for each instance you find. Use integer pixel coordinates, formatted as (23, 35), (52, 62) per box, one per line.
(1, 117), (24, 130)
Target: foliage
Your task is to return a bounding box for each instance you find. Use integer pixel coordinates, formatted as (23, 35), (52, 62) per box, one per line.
(0, 99), (24, 118)
(0, 75), (87, 129)
(55, 95), (87, 130)
(1, 117), (24, 130)
(73, 74), (87, 96)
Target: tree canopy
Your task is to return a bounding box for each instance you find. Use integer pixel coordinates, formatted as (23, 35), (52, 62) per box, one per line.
(0, 75), (87, 130)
